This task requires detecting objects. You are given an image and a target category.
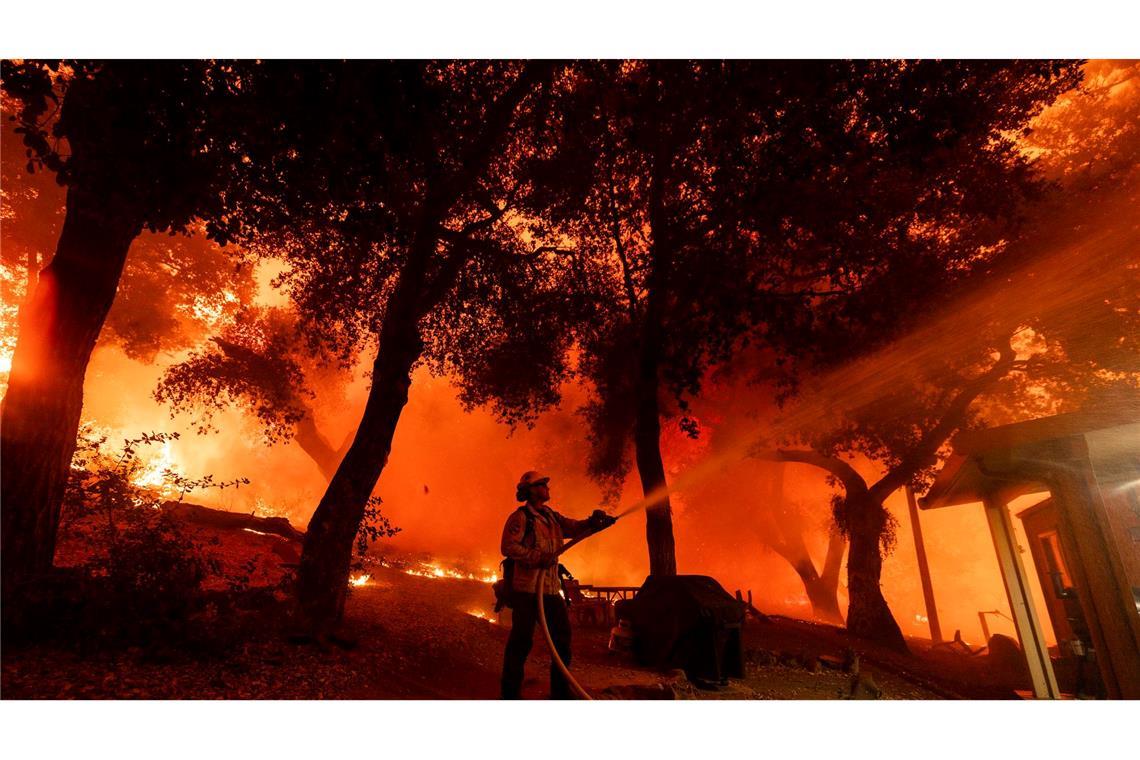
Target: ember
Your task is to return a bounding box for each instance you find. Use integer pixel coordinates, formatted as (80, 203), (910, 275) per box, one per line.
(348, 574), (370, 587)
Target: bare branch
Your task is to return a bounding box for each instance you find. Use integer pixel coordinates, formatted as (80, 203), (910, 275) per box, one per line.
(440, 200), (509, 240)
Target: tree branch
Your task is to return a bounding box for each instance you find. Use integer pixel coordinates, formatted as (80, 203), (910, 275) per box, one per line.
(607, 165), (642, 324)
(753, 448), (869, 497)
(210, 335), (262, 365)
(412, 63), (557, 304)
(441, 204), (508, 240)
(436, 62), (556, 206)
(420, 242), (476, 308)
(524, 245), (576, 258)
(869, 339), (1018, 501)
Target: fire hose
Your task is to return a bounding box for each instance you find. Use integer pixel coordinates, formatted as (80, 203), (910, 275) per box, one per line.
(533, 509), (637, 700)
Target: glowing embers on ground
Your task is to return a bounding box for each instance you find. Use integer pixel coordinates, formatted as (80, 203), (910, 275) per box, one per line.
(377, 557), (498, 584)
(466, 609), (497, 623)
(348, 574), (371, 587)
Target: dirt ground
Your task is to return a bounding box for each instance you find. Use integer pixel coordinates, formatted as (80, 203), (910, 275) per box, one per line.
(2, 557), (1028, 699)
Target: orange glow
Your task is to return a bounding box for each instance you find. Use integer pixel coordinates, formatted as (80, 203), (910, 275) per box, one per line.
(1, 60), (1133, 657)
(131, 440), (177, 491)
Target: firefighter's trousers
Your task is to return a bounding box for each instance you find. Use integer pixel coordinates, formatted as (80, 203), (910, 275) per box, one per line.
(501, 591), (572, 699)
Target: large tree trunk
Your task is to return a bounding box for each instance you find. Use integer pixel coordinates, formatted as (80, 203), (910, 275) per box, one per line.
(294, 304), (423, 632)
(633, 360), (677, 577)
(1, 188), (139, 617)
(756, 464), (845, 624)
(633, 133), (678, 577)
(292, 197), (445, 632)
(844, 493), (908, 652)
(292, 64), (549, 632)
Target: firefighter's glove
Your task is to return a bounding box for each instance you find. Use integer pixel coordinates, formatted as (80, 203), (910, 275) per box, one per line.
(589, 509), (617, 531)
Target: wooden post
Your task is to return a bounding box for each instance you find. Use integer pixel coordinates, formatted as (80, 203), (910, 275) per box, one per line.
(982, 493), (1059, 699)
(906, 485), (943, 643)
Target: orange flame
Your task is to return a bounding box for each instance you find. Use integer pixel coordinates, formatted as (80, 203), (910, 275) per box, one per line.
(131, 441), (176, 492)
(383, 558), (498, 584)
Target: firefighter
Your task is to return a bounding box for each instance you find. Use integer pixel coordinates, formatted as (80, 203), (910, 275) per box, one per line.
(500, 470), (615, 699)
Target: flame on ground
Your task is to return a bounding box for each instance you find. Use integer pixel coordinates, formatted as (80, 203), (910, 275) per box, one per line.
(467, 609), (496, 623)
(349, 574), (370, 587)
(378, 558), (498, 584)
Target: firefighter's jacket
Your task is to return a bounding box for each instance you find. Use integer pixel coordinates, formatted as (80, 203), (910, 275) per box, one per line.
(501, 504), (592, 594)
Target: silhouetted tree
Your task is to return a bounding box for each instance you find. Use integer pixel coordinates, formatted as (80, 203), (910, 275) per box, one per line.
(516, 61), (1083, 598)
(154, 307), (352, 481)
(0, 62), (237, 615)
(208, 61), (559, 631)
(752, 463), (846, 624)
(515, 61), (815, 576)
(0, 121), (253, 367)
(761, 187), (1140, 648)
(749, 61), (1140, 651)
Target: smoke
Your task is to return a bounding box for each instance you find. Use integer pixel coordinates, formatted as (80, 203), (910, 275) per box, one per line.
(3, 60), (1135, 644)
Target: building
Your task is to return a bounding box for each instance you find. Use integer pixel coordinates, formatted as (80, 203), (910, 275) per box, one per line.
(920, 409), (1140, 698)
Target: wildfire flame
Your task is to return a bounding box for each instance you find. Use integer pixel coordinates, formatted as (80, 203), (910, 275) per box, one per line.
(467, 609), (496, 623)
(131, 441), (176, 492)
(381, 558), (497, 584)
(349, 574), (371, 587)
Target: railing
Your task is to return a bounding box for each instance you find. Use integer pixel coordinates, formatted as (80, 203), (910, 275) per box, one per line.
(575, 585), (640, 603)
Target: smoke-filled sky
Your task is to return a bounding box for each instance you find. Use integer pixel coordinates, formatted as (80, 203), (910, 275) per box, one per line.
(2, 60), (1137, 646)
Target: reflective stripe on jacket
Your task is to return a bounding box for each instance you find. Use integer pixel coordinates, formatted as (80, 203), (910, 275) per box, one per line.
(501, 504), (591, 593)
